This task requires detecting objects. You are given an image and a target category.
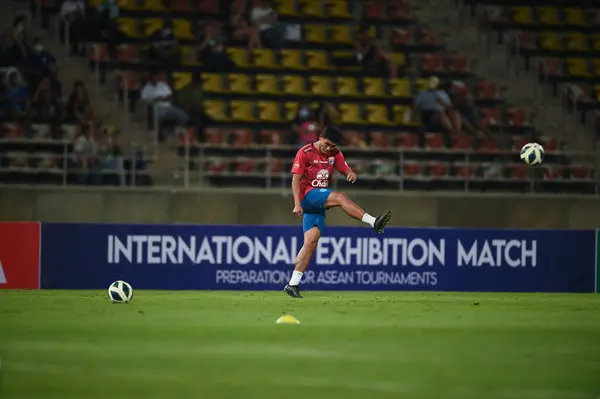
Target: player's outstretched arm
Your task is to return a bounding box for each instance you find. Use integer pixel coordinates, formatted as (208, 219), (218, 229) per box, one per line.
(335, 151), (357, 183)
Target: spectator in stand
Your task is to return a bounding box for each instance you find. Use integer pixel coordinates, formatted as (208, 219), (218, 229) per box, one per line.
(352, 25), (397, 79)
(59, 0), (86, 55)
(291, 103), (319, 145)
(11, 16), (29, 62)
(92, 126), (125, 185)
(71, 124), (97, 184)
(140, 71), (189, 136)
(229, 13), (262, 50)
(25, 38), (57, 89)
(68, 80), (96, 127)
(32, 76), (64, 123)
(148, 20), (179, 66)
(0, 34), (20, 68)
(414, 76), (461, 140)
(441, 81), (492, 139)
(3, 70), (30, 120)
(95, 0), (120, 59)
(250, 0), (285, 49)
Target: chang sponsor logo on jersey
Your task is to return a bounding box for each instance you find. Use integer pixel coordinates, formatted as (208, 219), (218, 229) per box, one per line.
(311, 169), (330, 187)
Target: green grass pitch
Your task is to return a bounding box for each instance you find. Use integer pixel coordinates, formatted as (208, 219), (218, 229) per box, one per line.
(0, 290), (599, 399)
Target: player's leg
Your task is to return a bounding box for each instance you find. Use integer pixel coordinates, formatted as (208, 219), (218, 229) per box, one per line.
(285, 223), (321, 298)
(325, 191), (392, 234)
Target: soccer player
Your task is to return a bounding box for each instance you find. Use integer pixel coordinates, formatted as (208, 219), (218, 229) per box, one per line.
(284, 126), (392, 298)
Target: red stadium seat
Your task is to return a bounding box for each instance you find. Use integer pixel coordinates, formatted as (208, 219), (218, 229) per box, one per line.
(451, 81), (470, 97)
(31, 124), (51, 141)
(451, 134), (472, 150)
(477, 138), (499, 152)
(205, 158), (228, 174)
(425, 132), (445, 149)
(454, 162), (477, 178)
(234, 158), (256, 174)
(420, 53), (443, 73)
(542, 166), (561, 180)
(259, 130), (286, 145)
(87, 43), (108, 62)
(403, 160), (423, 177)
(539, 136), (558, 152)
(515, 31), (534, 50)
(512, 136), (529, 151)
(116, 44), (138, 63)
(447, 53), (470, 74)
(195, 0), (217, 13)
(362, 1), (386, 19)
(480, 108), (501, 126)
(267, 158), (284, 173)
(571, 165), (592, 180)
(388, 1), (414, 21)
(428, 161), (449, 178)
(507, 108), (529, 127)
(1, 123), (24, 139)
(396, 132), (420, 149)
(231, 129), (254, 146)
(342, 130), (365, 147)
(369, 131), (391, 148)
(390, 28), (413, 46)
(170, 0), (194, 12)
(178, 128), (198, 147)
(116, 71), (140, 91)
(477, 82), (500, 100)
(506, 163), (527, 180)
(539, 58), (561, 77)
(203, 128), (225, 144)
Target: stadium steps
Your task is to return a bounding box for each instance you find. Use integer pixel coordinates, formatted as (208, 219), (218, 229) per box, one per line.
(408, 0), (594, 153)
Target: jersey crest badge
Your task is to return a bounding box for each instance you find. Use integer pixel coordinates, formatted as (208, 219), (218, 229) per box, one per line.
(328, 157), (334, 165)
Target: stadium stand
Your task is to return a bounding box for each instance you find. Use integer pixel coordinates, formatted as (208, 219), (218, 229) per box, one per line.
(6, 0), (599, 193)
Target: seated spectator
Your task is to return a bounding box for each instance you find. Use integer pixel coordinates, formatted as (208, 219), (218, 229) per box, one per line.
(250, 0), (285, 49)
(68, 80), (96, 126)
(140, 72), (189, 135)
(93, 126), (125, 185)
(32, 76), (63, 123)
(442, 81), (492, 139)
(25, 38), (57, 88)
(352, 25), (397, 79)
(148, 20), (179, 66)
(3, 70), (30, 120)
(59, 0), (86, 55)
(203, 40), (236, 72)
(291, 103), (319, 145)
(71, 124), (98, 184)
(229, 13), (262, 50)
(414, 76), (461, 138)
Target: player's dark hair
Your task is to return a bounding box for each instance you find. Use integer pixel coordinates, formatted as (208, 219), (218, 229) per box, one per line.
(321, 125), (342, 143)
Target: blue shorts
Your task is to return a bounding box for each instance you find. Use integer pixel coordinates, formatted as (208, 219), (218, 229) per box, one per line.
(301, 188), (332, 233)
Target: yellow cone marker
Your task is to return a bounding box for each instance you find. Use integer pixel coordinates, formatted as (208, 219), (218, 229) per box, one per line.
(276, 314), (300, 324)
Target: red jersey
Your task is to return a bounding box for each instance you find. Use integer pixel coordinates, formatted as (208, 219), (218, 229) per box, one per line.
(290, 143), (351, 201)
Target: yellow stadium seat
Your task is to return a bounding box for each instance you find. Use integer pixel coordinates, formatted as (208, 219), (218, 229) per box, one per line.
(564, 32), (588, 52)
(180, 46), (201, 66)
(141, 18), (163, 36)
(306, 50), (331, 70)
(536, 6), (560, 25)
(593, 59), (600, 76)
(538, 32), (562, 51)
(285, 102), (300, 120)
(510, 6), (533, 24)
(309, 76), (333, 96)
(415, 78), (429, 92)
(258, 102), (284, 122)
(282, 75), (307, 96)
(144, 0), (167, 11)
(281, 49), (305, 70)
(390, 79), (411, 98)
(255, 74), (280, 95)
(275, 0), (298, 16)
(253, 49), (279, 68)
(363, 78), (387, 97)
(203, 100), (229, 121)
(231, 100), (256, 122)
(591, 34), (600, 51)
(172, 72), (192, 91)
(117, 18), (143, 38)
(325, 0), (351, 18)
(332, 51), (361, 71)
(330, 25), (353, 43)
(202, 73), (225, 93)
(228, 48), (251, 68)
(390, 52), (406, 67)
(173, 19), (194, 39)
(567, 58), (591, 77)
(392, 105), (413, 125)
(304, 25), (327, 43)
(228, 74), (253, 94)
(365, 105), (392, 126)
(339, 103), (365, 124)
(335, 77), (360, 97)
(116, 0), (141, 11)
(564, 8), (585, 26)
(300, 1), (324, 17)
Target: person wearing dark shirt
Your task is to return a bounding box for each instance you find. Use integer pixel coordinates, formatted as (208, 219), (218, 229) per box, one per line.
(27, 38), (57, 75)
(148, 20), (178, 65)
(4, 71), (29, 120)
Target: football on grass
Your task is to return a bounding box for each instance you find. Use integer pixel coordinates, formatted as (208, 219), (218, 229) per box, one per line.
(108, 280), (134, 303)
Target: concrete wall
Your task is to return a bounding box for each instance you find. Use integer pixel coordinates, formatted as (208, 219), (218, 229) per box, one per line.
(1, 185), (600, 229)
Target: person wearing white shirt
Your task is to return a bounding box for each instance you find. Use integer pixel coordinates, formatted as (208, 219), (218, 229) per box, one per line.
(250, 0), (285, 49)
(140, 73), (189, 131)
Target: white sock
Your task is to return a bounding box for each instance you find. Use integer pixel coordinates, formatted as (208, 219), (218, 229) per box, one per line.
(362, 213), (376, 228)
(289, 270), (303, 286)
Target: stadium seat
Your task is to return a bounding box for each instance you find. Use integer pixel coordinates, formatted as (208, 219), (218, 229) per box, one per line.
(282, 75), (307, 96)
(228, 74), (253, 94)
(205, 157), (229, 174)
(365, 104), (392, 125)
(391, 28), (412, 46)
(231, 100), (256, 121)
(255, 74), (280, 95)
(202, 73), (225, 93)
(447, 53), (470, 74)
(538, 32), (561, 52)
(567, 58), (591, 78)
(300, 1), (325, 17)
(512, 137), (529, 152)
(452, 135), (472, 150)
(305, 50), (331, 70)
(421, 53), (444, 73)
(539, 136), (558, 152)
(281, 49), (305, 70)
(309, 76), (333, 96)
(396, 132), (419, 149)
(87, 43), (108, 62)
(341, 130), (364, 147)
(571, 165), (592, 180)
(506, 163), (527, 180)
(389, 79), (410, 98)
(234, 158), (257, 174)
(117, 18), (143, 38)
(542, 166), (561, 181)
(455, 162), (477, 179)
(170, 0), (194, 12)
(116, 44), (138, 63)
(181, 46), (201, 66)
(203, 100), (229, 121)
(196, 0), (218, 13)
(259, 130), (286, 145)
(363, 78), (386, 97)
(390, 52), (407, 67)
(403, 161), (423, 177)
(564, 7), (586, 26)
(425, 133), (445, 149)
(330, 25), (353, 43)
(428, 161), (450, 178)
(228, 48), (251, 68)
(362, 2), (386, 19)
(480, 108), (501, 126)
(173, 19), (195, 40)
(117, 71), (140, 91)
(477, 138), (500, 152)
(335, 77), (360, 97)
(275, 0), (298, 16)
(31, 124), (51, 140)
(477, 82), (500, 100)
(418, 28), (442, 46)
(326, 0), (351, 18)
(284, 102), (300, 119)
(565, 32), (588, 52)
(507, 108), (529, 127)
(388, 1), (414, 21)
(231, 129), (254, 146)
(267, 158), (284, 173)
(258, 101), (285, 122)
(253, 49), (279, 69)
(304, 25), (327, 43)
(369, 131), (391, 148)
(339, 103), (365, 124)
(203, 128), (226, 144)
(173, 72), (193, 91)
